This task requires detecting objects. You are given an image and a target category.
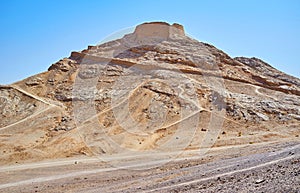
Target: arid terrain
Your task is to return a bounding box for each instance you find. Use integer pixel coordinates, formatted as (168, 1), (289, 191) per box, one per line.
(0, 22), (299, 192)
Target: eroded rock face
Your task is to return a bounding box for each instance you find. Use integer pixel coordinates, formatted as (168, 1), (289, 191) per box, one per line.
(235, 57), (300, 88)
(0, 87), (42, 127)
(25, 77), (43, 86)
(48, 58), (77, 72)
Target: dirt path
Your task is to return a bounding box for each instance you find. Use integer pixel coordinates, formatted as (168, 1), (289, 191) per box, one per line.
(0, 141), (299, 192)
(0, 141), (276, 173)
(0, 85), (67, 131)
(82, 143), (300, 193)
(0, 106), (54, 131)
(11, 85), (60, 107)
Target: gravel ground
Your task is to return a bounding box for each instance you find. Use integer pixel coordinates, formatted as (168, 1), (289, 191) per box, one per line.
(165, 154), (300, 193)
(1, 141), (299, 193)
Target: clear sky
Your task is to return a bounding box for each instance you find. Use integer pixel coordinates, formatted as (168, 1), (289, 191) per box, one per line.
(0, 0), (299, 84)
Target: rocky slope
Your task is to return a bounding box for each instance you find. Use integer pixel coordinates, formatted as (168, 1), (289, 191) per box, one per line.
(0, 22), (299, 165)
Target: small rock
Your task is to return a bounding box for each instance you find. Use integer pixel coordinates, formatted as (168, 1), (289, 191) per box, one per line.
(25, 77), (43, 86)
(48, 58), (76, 72)
(256, 112), (269, 121)
(289, 151), (295, 155)
(255, 179), (265, 184)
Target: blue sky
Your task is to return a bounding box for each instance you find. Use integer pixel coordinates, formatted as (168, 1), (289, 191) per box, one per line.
(0, 0), (299, 84)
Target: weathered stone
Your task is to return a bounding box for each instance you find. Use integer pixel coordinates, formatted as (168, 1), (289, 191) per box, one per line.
(48, 58), (77, 72)
(25, 77), (43, 86)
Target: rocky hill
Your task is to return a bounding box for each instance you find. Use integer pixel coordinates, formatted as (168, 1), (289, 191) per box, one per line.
(0, 22), (299, 165)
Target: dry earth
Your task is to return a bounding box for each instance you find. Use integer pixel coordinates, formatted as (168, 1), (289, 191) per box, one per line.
(0, 22), (299, 192)
(0, 141), (299, 192)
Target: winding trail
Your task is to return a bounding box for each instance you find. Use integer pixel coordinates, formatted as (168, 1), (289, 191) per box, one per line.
(0, 106), (54, 131)
(0, 85), (66, 131)
(11, 85), (65, 108)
